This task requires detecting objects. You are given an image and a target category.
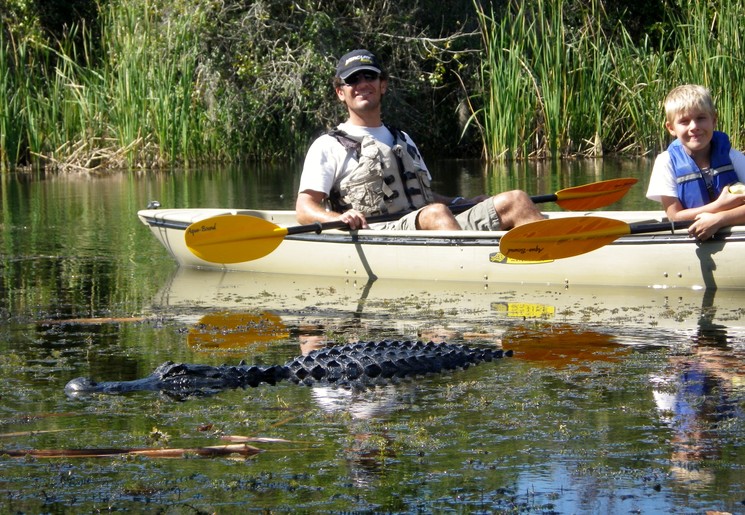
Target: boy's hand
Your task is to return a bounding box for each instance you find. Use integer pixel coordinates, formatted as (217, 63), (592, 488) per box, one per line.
(715, 187), (745, 211)
(689, 212), (723, 240)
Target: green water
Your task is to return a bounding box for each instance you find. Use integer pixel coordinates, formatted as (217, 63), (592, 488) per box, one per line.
(1, 160), (744, 514)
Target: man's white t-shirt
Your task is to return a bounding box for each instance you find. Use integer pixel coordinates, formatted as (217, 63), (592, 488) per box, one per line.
(299, 122), (430, 196)
(646, 148), (745, 203)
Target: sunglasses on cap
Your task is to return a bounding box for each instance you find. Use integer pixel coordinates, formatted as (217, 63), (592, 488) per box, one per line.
(343, 71), (380, 86)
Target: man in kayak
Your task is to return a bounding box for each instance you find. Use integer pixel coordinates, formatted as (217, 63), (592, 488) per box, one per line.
(646, 84), (745, 240)
(296, 49), (545, 231)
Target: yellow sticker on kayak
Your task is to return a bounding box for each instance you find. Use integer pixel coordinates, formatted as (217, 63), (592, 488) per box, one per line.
(489, 252), (553, 264)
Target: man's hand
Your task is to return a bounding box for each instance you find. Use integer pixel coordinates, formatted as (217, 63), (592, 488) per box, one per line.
(297, 190), (368, 228)
(339, 209), (369, 230)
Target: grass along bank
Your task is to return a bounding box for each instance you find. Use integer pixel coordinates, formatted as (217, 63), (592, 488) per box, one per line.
(3, 0), (745, 170)
(0, 0), (225, 172)
(471, 0), (745, 160)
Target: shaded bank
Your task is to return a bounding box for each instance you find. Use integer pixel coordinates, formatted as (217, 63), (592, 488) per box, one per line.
(4, 0), (745, 170)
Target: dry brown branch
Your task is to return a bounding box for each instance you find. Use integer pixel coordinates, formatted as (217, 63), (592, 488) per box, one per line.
(2, 443), (262, 459)
(30, 135), (168, 172)
(0, 429), (72, 438)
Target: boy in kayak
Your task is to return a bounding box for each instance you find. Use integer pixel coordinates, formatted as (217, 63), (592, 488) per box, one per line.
(646, 84), (745, 240)
(296, 49), (545, 231)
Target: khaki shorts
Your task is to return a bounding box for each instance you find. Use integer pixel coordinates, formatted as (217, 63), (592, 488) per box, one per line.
(372, 199), (500, 231)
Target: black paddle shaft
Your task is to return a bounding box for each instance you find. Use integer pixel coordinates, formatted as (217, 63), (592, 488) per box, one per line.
(630, 219), (694, 235)
(287, 202), (478, 235)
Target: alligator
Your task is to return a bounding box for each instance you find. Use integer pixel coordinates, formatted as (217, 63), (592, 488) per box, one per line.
(65, 339), (511, 398)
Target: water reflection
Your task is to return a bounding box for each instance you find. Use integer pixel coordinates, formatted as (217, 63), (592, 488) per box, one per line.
(4, 164), (745, 513)
(151, 265), (745, 499)
(187, 311), (289, 354)
(501, 324), (630, 369)
(651, 350), (745, 488)
(650, 287), (745, 489)
(154, 267), (745, 340)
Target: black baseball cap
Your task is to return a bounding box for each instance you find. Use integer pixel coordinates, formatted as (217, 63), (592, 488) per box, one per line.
(335, 49), (383, 80)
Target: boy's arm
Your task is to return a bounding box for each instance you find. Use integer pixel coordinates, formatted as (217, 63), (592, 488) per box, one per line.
(689, 204), (745, 240)
(661, 187), (745, 221)
(660, 196), (705, 221)
(666, 185), (745, 239)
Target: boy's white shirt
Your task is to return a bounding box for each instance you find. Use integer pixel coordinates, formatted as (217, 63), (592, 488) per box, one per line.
(646, 147), (745, 202)
(299, 122), (430, 196)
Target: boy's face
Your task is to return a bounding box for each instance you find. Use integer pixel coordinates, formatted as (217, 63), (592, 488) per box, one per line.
(665, 108), (717, 157)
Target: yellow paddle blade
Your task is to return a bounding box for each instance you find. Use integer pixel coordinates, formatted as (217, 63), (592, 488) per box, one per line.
(185, 214), (289, 264)
(499, 216), (631, 261)
(554, 178), (638, 210)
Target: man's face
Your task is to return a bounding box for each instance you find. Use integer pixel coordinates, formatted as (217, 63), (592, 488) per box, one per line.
(336, 71), (387, 113)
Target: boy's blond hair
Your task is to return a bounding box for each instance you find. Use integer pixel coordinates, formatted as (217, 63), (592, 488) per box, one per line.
(664, 84), (717, 123)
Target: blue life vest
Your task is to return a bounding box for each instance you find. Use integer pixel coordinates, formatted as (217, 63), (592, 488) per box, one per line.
(669, 131), (738, 208)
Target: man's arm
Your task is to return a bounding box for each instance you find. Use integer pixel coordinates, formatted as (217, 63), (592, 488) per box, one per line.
(296, 190), (369, 229)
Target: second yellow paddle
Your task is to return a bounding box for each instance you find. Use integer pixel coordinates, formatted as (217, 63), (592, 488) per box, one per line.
(499, 216), (695, 261)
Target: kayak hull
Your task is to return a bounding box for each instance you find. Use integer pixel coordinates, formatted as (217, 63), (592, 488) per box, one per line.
(138, 208), (745, 290)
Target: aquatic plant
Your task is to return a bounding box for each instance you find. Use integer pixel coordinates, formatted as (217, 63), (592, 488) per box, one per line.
(471, 0), (745, 160)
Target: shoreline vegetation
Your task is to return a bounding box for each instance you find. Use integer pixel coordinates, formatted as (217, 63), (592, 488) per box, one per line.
(1, 0), (744, 172)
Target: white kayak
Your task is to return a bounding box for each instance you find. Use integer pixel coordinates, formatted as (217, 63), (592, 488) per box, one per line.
(137, 208), (745, 290)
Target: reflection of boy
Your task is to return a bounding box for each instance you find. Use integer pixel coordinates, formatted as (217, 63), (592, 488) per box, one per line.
(650, 350), (745, 486)
(646, 84), (745, 240)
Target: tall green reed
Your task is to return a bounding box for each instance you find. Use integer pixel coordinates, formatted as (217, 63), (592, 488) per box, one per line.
(473, 0), (745, 161)
(470, 2), (536, 160)
(667, 0), (745, 149)
(528, 0), (568, 158)
(0, 33), (19, 171)
(5, 0), (745, 170)
(1, 0), (224, 170)
(473, 0), (610, 160)
(0, 33), (34, 171)
(99, 0), (215, 165)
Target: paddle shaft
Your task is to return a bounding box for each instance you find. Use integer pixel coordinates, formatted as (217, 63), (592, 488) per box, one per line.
(286, 201), (475, 236)
(530, 194), (559, 204)
(288, 177), (637, 235)
(628, 219), (694, 235)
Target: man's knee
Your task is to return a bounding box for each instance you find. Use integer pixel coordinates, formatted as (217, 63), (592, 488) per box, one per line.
(492, 190), (544, 229)
(495, 190), (530, 205)
(416, 203), (460, 230)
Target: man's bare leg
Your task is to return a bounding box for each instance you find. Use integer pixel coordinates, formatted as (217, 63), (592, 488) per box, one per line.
(492, 190), (545, 230)
(415, 203), (461, 230)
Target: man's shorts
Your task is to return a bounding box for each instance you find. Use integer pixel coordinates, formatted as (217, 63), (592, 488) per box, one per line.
(372, 198), (500, 231)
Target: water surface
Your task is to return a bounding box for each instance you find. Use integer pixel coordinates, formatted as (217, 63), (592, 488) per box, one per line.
(1, 160), (744, 514)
